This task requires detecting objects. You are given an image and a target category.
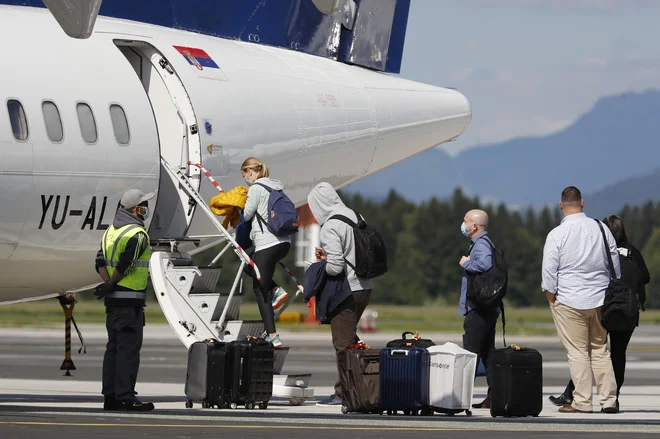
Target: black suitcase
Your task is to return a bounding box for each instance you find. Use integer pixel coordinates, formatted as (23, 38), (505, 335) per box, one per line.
(379, 347), (432, 416)
(386, 331), (435, 349)
(184, 339), (229, 409)
(490, 344), (543, 418)
(184, 339), (274, 410)
(338, 348), (381, 414)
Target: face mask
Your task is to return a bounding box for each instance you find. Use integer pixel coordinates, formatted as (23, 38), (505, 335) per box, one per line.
(461, 222), (470, 237)
(137, 206), (149, 220)
(245, 177), (254, 186)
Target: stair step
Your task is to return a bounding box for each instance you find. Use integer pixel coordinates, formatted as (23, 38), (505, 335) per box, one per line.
(273, 347), (289, 375)
(211, 292), (245, 322)
(189, 266), (223, 294)
(223, 320), (265, 341)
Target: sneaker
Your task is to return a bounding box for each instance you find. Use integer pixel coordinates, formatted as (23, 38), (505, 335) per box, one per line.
(316, 394), (342, 406)
(264, 334), (283, 348)
(271, 287), (289, 309)
(117, 399), (155, 411)
(103, 395), (119, 411)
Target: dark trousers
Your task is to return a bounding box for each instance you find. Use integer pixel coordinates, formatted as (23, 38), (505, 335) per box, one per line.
(463, 308), (499, 397)
(102, 306), (144, 401)
(331, 289), (372, 397)
(244, 242), (290, 334)
(563, 328), (636, 398)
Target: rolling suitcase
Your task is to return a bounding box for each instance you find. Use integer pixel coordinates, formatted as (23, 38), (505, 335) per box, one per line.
(379, 347), (431, 415)
(184, 339), (230, 409)
(338, 348), (381, 414)
(184, 339), (274, 410)
(490, 344), (543, 418)
(227, 339), (275, 410)
(427, 342), (477, 416)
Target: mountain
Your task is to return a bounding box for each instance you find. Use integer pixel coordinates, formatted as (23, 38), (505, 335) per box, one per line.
(584, 168), (660, 218)
(346, 89), (660, 209)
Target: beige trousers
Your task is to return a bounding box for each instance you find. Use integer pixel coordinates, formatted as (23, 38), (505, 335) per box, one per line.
(551, 302), (617, 411)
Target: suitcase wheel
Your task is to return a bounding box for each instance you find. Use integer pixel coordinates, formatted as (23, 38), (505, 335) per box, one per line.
(386, 409), (394, 415)
(259, 402), (268, 410)
(245, 402), (255, 410)
(466, 410), (473, 417)
(403, 410), (411, 416)
(288, 398), (305, 406)
(421, 408), (433, 416)
(202, 402), (211, 409)
(185, 400), (193, 409)
(230, 402), (238, 410)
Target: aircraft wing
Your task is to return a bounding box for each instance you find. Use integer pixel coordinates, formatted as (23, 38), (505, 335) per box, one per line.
(3, 0), (410, 73)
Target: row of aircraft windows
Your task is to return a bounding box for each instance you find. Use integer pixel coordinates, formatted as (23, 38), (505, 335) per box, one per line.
(6, 99), (131, 146)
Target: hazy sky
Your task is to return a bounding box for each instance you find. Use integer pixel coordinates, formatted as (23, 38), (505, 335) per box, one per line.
(398, 0), (660, 156)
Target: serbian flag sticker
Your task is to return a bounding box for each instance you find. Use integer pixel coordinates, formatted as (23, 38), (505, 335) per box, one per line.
(173, 45), (227, 81)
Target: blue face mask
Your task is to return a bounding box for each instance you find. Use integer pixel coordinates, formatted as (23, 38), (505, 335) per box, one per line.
(461, 222), (470, 237)
(143, 206), (150, 220)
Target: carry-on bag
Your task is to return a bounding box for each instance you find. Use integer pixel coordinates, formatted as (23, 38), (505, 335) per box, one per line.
(490, 344), (543, 417)
(427, 342), (477, 416)
(339, 348), (381, 414)
(379, 347), (431, 415)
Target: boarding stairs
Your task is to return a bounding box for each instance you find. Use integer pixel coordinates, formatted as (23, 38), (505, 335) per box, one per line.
(148, 158), (313, 405)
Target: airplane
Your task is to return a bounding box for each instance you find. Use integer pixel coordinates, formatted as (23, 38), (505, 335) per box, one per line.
(0, 0), (471, 403)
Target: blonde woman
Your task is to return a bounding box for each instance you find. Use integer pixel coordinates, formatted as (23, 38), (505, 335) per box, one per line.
(240, 157), (291, 347)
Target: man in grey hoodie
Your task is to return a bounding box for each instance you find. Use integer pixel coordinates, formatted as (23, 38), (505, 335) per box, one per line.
(307, 182), (373, 406)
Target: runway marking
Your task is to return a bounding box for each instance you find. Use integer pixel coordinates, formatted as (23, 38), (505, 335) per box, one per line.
(0, 421), (657, 433)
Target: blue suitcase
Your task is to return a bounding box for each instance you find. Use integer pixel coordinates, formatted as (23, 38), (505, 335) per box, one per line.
(379, 347), (432, 415)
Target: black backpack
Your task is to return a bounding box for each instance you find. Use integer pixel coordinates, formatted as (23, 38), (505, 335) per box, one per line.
(596, 220), (640, 332)
(466, 237), (508, 310)
(327, 210), (388, 279)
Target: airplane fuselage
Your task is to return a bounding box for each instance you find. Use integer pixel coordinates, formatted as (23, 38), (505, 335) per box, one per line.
(0, 5), (471, 302)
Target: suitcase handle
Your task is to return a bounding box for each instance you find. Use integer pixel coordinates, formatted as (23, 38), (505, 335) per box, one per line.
(390, 349), (410, 356)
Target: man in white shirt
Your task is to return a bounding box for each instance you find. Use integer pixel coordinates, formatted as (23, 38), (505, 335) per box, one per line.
(542, 186), (619, 414)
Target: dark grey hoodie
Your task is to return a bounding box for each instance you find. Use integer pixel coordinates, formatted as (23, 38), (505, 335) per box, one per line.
(307, 182), (373, 292)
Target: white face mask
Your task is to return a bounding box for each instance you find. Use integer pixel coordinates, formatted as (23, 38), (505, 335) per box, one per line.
(245, 177), (254, 186)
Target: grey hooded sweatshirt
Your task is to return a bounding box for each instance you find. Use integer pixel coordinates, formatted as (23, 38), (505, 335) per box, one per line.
(307, 182), (373, 292)
(244, 177), (292, 252)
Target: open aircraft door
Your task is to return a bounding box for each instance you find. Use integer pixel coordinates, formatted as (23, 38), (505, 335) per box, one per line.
(114, 40), (202, 240)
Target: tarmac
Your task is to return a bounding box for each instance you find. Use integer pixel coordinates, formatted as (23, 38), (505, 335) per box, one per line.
(0, 324), (659, 438)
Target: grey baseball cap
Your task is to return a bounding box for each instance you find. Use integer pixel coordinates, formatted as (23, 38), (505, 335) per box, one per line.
(120, 188), (156, 209)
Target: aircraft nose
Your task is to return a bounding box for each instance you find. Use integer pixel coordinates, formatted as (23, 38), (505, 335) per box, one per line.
(363, 82), (472, 176)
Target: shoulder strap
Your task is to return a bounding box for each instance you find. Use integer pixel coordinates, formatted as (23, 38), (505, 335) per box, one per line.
(254, 182), (272, 192)
(595, 219), (616, 279)
(328, 214), (357, 228)
(468, 234), (492, 254)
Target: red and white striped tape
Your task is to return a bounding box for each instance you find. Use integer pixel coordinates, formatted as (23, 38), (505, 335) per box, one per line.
(188, 161), (224, 193)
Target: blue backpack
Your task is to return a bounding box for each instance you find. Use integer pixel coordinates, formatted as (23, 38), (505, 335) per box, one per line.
(234, 211), (253, 249)
(254, 183), (299, 236)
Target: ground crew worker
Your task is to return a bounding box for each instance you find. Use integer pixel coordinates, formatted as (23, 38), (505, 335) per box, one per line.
(94, 188), (156, 411)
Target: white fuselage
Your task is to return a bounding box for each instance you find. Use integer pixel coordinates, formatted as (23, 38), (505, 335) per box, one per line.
(0, 6), (471, 303)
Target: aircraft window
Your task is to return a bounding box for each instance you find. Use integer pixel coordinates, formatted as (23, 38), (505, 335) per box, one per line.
(7, 99), (28, 141)
(42, 101), (63, 142)
(110, 104), (130, 145)
(76, 103), (97, 144)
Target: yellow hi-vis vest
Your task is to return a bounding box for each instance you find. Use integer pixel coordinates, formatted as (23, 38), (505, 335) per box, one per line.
(101, 224), (151, 293)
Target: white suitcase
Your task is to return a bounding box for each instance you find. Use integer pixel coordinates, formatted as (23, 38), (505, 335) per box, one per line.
(427, 342), (477, 415)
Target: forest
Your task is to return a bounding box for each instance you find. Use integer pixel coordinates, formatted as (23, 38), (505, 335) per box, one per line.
(200, 188), (660, 309)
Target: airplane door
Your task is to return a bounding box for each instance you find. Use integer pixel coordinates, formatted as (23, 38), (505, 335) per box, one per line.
(114, 41), (201, 240)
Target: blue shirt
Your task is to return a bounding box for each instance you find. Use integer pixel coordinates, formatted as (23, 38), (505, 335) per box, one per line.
(459, 231), (494, 316)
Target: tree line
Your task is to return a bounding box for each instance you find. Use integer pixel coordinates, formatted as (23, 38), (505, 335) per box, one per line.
(198, 188), (660, 309)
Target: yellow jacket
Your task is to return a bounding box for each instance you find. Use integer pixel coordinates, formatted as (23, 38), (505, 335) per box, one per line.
(209, 186), (248, 229)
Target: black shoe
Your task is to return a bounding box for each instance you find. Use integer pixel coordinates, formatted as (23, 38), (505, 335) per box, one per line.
(602, 406), (619, 414)
(103, 395), (119, 411)
(549, 394), (573, 407)
(117, 400), (155, 411)
(472, 397), (491, 409)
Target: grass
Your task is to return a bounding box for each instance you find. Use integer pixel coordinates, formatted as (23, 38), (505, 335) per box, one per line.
(3, 299), (660, 336)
